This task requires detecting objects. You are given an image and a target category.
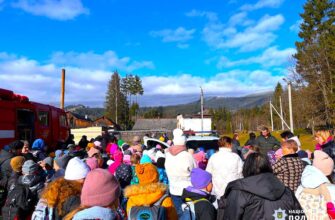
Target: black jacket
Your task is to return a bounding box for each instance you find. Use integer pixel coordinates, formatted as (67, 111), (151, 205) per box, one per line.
(218, 173), (304, 220)
(18, 174), (45, 197)
(7, 172), (21, 192)
(181, 188), (217, 220)
(0, 149), (14, 188)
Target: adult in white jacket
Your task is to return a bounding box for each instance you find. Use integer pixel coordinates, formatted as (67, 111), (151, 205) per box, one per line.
(206, 136), (243, 199)
(165, 128), (196, 217)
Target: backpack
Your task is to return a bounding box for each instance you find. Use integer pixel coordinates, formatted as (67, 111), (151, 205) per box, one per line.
(31, 199), (54, 220)
(297, 183), (332, 220)
(180, 198), (209, 220)
(128, 194), (169, 220)
(1, 184), (35, 220)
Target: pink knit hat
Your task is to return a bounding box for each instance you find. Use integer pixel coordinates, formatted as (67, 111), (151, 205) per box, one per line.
(123, 155), (131, 165)
(313, 150), (334, 176)
(86, 157), (99, 171)
(193, 151), (205, 163)
(81, 168), (120, 207)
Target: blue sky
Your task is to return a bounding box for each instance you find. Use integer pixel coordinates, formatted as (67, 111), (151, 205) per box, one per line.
(0, 0), (304, 106)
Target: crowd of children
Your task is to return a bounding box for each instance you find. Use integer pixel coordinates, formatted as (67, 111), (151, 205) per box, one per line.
(0, 128), (334, 220)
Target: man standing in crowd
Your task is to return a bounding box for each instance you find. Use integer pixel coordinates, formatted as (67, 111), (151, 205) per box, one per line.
(255, 127), (281, 154)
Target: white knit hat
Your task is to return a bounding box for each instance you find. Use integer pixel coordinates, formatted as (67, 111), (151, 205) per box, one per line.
(94, 141), (102, 148)
(65, 157), (90, 181)
(173, 128), (186, 146)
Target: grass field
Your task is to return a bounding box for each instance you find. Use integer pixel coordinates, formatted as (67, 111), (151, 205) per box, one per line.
(223, 131), (316, 151)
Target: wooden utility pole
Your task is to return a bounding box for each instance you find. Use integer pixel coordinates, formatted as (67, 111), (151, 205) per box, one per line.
(200, 87), (204, 135)
(60, 69), (65, 109)
(270, 100), (274, 131)
(279, 96), (284, 130)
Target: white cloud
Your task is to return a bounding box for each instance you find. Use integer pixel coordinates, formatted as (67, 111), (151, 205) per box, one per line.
(185, 10), (218, 22)
(217, 46), (296, 68)
(241, 0), (285, 11)
(50, 51), (155, 72)
(290, 19), (302, 33)
(142, 70), (284, 96)
(202, 13), (284, 52)
(12, 0), (89, 20)
(150, 27), (196, 43)
(0, 52), (286, 106)
(0, 51), (154, 106)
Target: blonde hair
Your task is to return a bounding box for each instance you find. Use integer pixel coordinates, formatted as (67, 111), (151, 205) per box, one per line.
(315, 130), (331, 143)
(282, 140), (298, 152)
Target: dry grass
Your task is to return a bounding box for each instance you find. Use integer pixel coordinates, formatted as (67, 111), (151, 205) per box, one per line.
(223, 131), (316, 151)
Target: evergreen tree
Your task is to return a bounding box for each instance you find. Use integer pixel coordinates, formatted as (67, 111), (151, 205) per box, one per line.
(105, 71), (130, 129)
(294, 0), (335, 125)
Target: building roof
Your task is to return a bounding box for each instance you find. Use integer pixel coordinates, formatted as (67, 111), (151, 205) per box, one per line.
(93, 115), (114, 123)
(66, 111), (93, 122)
(132, 118), (177, 131)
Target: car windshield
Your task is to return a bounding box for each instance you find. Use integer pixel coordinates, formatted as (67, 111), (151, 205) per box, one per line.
(186, 140), (219, 151)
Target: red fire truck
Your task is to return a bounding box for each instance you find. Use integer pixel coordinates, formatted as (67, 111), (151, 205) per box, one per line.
(0, 88), (69, 148)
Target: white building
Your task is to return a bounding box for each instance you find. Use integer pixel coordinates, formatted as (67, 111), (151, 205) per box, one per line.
(177, 114), (212, 135)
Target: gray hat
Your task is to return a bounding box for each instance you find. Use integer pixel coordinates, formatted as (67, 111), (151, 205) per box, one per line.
(22, 160), (39, 175)
(55, 155), (71, 169)
(43, 157), (53, 167)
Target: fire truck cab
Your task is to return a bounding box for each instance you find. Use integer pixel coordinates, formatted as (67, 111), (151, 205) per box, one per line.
(0, 88), (69, 149)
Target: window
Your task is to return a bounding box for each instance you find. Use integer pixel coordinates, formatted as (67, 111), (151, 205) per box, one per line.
(38, 111), (49, 126)
(60, 115), (67, 127)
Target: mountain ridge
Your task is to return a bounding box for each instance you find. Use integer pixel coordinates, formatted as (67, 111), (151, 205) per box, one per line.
(66, 92), (273, 119)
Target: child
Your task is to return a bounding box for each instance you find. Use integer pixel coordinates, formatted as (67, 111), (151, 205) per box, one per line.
(130, 153), (140, 185)
(181, 168), (217, 220)
(125, 163), (177, 220)
(273, 140), (305, 192)
(65, 169), (124, 220)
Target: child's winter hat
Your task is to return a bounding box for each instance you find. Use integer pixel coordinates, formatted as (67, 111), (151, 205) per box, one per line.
(86, 143), (95, 150)
(32, 139), (45, 150)
(123, 155), (131, 165)
(313, 150), (334, 176)
(140, 154), (152, 164)
(93, 141), (102, 149)
(43, 157), (53, 167)
(173, 128), (186, 146)
(22, 160), (39, 175)
(65, 157), (90, 181)
(115, 164), (133, 188)
(135, 163), (159, 185)
(54, 155), (71, 169)
(10, 156), (25, 172)
(81, 169), (120, 207)
(191, 168), (212, 189)
(55, 150), (63, 158)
